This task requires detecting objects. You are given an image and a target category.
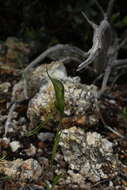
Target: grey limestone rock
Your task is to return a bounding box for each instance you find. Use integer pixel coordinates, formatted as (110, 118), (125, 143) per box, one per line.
(55, 126), (125, 186)
(11, 61), (98, 130)
(27, 61), (98, 129)
(0, 158), (42, 181)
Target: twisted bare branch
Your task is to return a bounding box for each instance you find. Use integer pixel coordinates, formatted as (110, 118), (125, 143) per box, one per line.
(77, 0), (119, 94)
(77, 10), (112, 72)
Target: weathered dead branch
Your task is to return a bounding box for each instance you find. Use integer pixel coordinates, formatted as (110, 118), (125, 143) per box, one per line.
(24, 44), (86, 73)
(21, 0), (127, 97)
(22, 44), (87, 98)
(77, 0), (127, 95)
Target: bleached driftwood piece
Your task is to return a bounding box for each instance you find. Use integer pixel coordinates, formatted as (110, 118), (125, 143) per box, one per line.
(77, 0), (127, 95)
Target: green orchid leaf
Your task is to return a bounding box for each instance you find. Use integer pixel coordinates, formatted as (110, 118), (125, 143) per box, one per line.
(47, 69), (64, 117)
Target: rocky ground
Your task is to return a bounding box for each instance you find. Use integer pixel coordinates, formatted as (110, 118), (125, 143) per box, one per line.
(0, 38), (127, 190)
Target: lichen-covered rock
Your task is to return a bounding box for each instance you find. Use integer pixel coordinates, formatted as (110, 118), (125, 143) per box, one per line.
(28, 78), (98, 129)
(0, 82), (11, 93)
(27, 62), (98, 129)
(0, 158), (42, 181)
(11, 61), (98, 130)
(56, 126), (125, 186)
(20, 158), (42, 181)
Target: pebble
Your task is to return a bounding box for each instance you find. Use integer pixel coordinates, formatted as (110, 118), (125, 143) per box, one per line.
(56, 126), (127, 186)
(21, 158), (42, 180)
(0, 82), (11, 93)
(37, 132), (54, 142)
(18, 117), (27, 125)
(24, 144), (36, 156)
(0, 137), (10, 148)
(10, 141), (21, 152)
(0, 158), (42, 181)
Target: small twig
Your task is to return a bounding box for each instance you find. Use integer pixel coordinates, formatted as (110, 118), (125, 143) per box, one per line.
(81, 11), (97, 29)
(4, 103), (17, 137)
(77, 50), (99, 71)
(116, 36), (127, 51)
(100, 115), (125, 139)
(111, 70), (126, 89)
(93, 73), (104, 84)
(22, 72), (29, 99)
(116, 65), (127, 70)
(95, 100), (125, 139)
(107, 0), (115, 18)
(59, 57), (81, 64)
(104, 124), (125, 139)
(100, 65), (112, 94)
(19, 185), (44, 190)
(94, 0), (105, 18)
(114, 59), (127, 67)
(91, 178), (110, 188)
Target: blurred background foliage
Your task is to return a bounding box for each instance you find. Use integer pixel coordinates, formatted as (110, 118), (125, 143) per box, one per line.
(0, 0), (126, 52)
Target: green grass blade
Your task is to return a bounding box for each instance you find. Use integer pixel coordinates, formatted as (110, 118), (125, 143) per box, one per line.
(52, 174), (63, 189)
(45, 174), (63, 190)
(26, 122), (43, 136)
(51, 130), (61, 164)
